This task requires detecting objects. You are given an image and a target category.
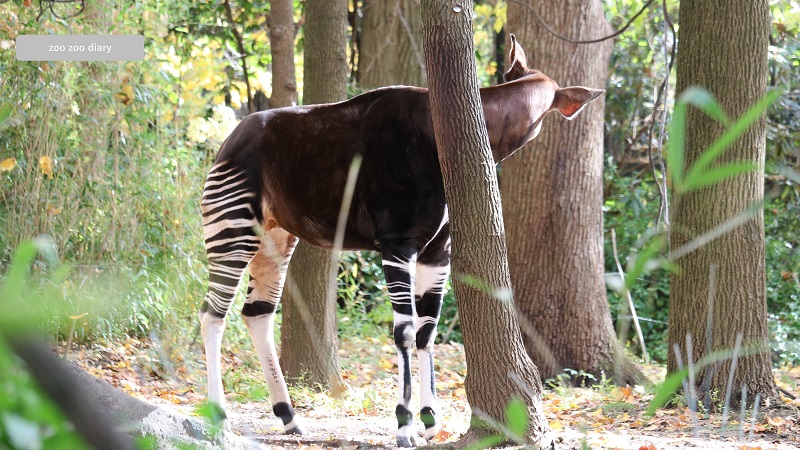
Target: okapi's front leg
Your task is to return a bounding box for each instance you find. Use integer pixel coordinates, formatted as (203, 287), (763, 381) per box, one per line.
(241, 228), (303, 434)
(415, 262), (450, 441)
(381, 241), (418, 447)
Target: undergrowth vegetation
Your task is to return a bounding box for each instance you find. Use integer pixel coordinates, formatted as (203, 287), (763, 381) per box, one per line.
(0, 0), (798, 375)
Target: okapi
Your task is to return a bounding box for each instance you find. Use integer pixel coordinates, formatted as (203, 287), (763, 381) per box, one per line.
(199, 35), (603, 447)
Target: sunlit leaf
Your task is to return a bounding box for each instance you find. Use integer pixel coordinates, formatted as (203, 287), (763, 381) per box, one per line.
(38, 156), (53, 178)
(0, 157), (17, 172)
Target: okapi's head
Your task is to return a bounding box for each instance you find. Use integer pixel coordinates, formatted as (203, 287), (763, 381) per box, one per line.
(486, 34), (603, 161)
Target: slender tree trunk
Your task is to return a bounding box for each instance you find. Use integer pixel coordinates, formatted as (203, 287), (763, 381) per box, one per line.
(421, 1), (550, 445)
(502, 0), (643, 385)
(360, 0), (426, 88)
(668, 0), (779, 406)
(278, 0), (348, 393)
(267, 0), (297, 108)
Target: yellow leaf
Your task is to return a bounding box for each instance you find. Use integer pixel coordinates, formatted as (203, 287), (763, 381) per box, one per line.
(47, 204), (62, 216)
(549, 419), (563, 431)
(0, 157), (16, 172)
(766, 416), (785, 427)
(39, 156), (53, 178)
(69, 312), (88, 320)
(378, 358), (394, 370)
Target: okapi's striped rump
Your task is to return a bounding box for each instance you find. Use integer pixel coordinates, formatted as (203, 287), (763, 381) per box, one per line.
(200, 160), (261, 317)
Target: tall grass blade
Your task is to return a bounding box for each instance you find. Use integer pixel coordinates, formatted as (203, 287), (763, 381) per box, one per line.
(721, 333), (743, 432)
(684, 88), (782, 182)
(683, 162), (757, 192)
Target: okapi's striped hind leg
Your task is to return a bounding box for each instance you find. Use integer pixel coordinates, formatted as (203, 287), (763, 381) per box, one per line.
(380, 241), (419, 447)
(415, 262), (450, 442)
(199, 161), (261, 415)
(241, 228), (303, 435)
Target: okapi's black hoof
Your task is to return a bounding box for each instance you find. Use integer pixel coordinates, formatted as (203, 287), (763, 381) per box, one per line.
(396, 436), (414, 448)
(285, 425), (305, 435)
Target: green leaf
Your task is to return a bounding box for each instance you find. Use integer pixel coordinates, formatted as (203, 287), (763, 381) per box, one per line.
(666, 100), (687, 189)
(1, 241), (37, 301)
(506, 397), (528, 439)
(625, 236), (665, 291)
(682, 161), (757, 192)
(645, 368), (687, 417)
(687, 88), (783, 181)
(464, 434), (505, 450)
(679, 87), (731, 126)
(0, 103), (12, 123)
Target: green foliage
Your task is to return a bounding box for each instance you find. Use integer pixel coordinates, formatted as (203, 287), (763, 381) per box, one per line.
(764, 197), (800, 363)
(667, 87), (781, 194)
(0, 240), (89, 450)
(465, 397), (530, 450)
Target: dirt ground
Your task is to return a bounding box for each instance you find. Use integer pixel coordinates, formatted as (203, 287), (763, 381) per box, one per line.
(64, 335), (800, 449)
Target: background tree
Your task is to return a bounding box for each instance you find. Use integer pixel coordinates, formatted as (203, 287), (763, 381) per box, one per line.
(668, 0), (780, 404)
(501, 0), (643, 385)
(421, 0), (550, 444)
(266, 0), (297, 108)
(278, 0), (348, 393)
(359, 0), (426, 88)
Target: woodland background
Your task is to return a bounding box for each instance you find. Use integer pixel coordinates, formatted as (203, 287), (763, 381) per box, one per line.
(0, 0), (799, 448)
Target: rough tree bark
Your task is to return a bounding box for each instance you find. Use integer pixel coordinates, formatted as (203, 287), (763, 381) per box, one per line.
(267, 0), (297, 107)
(668, 0), (780, 406)
(359, 0), (427, 88)
(278, 0), (348, 394)
(501, 0), (643, 386)
(421, 1), (551, 445)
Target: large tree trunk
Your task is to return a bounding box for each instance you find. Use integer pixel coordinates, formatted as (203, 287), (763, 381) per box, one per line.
(359, 0), (426, 88)
(668, 0), (779, 406)
(267, 0), (297, 107)
(278, 0), (348, 393)
(421, 1), (550, 446)
(502, 0), (643, 385)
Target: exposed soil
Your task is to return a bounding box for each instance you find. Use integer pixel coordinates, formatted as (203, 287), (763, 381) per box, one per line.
(62, 335), (800, 449)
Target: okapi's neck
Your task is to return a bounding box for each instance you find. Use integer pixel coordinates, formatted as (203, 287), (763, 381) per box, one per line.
(480, 78), (557, 163)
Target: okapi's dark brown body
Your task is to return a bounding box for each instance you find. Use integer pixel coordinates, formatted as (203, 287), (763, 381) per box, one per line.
(216, 86), (446, 258)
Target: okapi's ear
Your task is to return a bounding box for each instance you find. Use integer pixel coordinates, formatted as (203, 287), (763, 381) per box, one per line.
(553, 87), (605, 119)
(503, 34), (529, 82)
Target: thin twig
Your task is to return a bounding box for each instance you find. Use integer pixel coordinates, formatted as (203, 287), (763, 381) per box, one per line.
(749, 393), (762, 439)
(507, 0), (657, 45)
(611, 229), (649, 363)
(701, 264), (717, 410)
(327, 156), (363, 329)
(685, 334), (699, 439)
(739, 385), (748, 440)
(721, 333), (743, 433)
(395, 2), (426, 81)
(223, 0), (254, 114)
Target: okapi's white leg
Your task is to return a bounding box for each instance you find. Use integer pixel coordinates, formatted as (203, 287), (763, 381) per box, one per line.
(415, 262), (450, 441)
(241, 228), (302, 434)
(200, 312), (227, 410)
(381, 244), (418, 448)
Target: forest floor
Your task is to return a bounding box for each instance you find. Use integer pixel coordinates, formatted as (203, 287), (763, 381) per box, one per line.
(60, 335), (800, 450)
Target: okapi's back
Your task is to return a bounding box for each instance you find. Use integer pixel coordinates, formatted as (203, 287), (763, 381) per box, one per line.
(205, 86), (436, 251)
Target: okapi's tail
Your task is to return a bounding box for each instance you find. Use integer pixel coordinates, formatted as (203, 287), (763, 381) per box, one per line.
(200, 160), (260, 317)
